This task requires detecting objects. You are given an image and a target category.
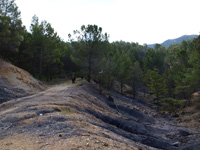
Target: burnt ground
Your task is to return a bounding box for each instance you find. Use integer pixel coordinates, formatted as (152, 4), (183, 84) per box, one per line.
(0, 81), (200, 150)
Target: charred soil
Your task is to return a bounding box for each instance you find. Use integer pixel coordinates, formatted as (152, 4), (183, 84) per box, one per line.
(0, 81), (200, 150)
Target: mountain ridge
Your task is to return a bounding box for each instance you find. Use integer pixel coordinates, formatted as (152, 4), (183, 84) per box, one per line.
(148, 34), (198, 48)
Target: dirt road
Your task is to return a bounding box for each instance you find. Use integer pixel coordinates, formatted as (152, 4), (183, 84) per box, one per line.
(0, 82), (200, 150)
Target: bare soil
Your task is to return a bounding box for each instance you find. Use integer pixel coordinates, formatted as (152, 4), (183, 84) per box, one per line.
(0, 81), (200, 150)
(0, 60), (45, 103)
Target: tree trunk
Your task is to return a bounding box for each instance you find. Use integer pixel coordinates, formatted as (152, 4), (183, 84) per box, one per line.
(46, 64), (49, 82)
(33, 54), (36, 78)
(156, 92), (159, 112)
(99, 76), (102, 94)
(88, 57), (91, 82)
(50, 71), (53, 81)
(50, 65), (53, 81)
(39, 49), (43, 80)
(59, 64), (62, 75)
(132, 82), (136, 98)
(143, 88), (146, 97)
(121, 80), (123, 94)
(107, 76), (110, 90)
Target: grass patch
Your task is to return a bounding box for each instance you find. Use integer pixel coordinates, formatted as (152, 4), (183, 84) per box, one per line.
(53, 106), (76, 115)
(47, 79), (71, 85)
(74, 78), (85, 85)
(61, 108), (75, 115)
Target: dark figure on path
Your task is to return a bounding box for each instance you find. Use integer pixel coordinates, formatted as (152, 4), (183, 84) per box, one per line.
(72, 76), (76, 84)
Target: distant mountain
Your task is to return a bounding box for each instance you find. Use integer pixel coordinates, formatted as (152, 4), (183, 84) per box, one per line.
(148, 35), (198, 48)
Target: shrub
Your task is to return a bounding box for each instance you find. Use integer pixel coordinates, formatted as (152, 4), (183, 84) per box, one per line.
(160, 98), (185, 113)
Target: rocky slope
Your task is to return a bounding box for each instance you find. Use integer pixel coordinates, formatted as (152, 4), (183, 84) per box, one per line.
(0, 60), (46, 103)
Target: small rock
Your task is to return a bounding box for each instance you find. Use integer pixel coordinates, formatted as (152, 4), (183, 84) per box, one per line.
(95, 140), (100, 143)
(103, 143), (109, 147)
(59, 134), (62, 137)
(173, 142), (180, 147)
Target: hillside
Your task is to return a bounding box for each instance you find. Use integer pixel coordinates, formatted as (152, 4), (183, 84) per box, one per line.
(0, 61), (200, 150)
(0, 82), (200, 149)
(0, 60), (46, 103)
(148, 35), (198, 48)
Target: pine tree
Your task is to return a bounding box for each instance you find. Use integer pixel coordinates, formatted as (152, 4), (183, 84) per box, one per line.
(69, 24), (109, 82)
(147, 67), (165, 111)
(0, 0), (24, 59)
(129, 61), (143, 97)
(186, 36), (200, 91)
(114, 49), (132, 94)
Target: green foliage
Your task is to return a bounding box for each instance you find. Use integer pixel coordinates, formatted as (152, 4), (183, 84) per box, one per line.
(164, 40), (196, 99)
(114, 49), (132, 94)
(143, 48), (164, 73)
(29, 15), (67, 81)
(160, 98), (185, 113)
(186, 36), (200, 90)
(154, 43), (161, 50)
(0, 0), (199, 113)
(148, 67), (165, 97)
(0, 0), (24, 59)
(99, 50), (115, 90)
(129, 61), (143, 97)
(69, 24), (109, 82)
(143, 70), (151, 88)
(163, 70), (176, 98)
(147, 67), (165, 111)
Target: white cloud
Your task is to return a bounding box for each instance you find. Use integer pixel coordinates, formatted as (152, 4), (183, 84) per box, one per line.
(16, 0), (200, 44)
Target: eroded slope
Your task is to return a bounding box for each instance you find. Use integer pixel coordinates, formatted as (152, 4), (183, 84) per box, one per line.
(0, 82), (199, 150)
(0, 60), (46, 103)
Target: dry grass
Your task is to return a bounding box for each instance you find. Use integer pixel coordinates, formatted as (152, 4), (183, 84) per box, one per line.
(0, 60), (46, 99)
(177, 92), (200, 130)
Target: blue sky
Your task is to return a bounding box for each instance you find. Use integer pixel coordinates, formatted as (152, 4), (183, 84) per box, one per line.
(16, 0), (200, 44)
